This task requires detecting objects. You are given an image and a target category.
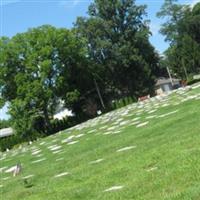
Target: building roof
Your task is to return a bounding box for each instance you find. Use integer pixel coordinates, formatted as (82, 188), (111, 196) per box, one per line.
(0, 127), (14, 138)
(155, 78), (180, 86)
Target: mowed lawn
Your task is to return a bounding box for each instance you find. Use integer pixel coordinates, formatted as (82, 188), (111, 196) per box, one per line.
(1, 84), (200, 200)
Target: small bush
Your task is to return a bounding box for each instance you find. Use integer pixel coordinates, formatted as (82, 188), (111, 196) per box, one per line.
(0, 135), (22, 152)
(187, 78), (200, 85)
(0, 119), (11, 129)
(49, 116), (87, 135)
(110, 96), (137, 110)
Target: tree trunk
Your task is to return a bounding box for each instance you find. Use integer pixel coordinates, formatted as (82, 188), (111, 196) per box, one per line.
(94, 78), (105, 109)
(43, 105), (51, 134)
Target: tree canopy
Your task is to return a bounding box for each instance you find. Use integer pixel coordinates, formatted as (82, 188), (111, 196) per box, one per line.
(157, 1), (200, 79)
(75, 0), (159, 97)
(0, 25), (94, 138)
(4, 0), (199, 143)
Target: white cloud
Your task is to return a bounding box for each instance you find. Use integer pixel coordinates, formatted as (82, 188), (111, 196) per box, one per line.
(1, 0), (21, 6)
(188, 0), (200, 7)
(72, 0), (80, 6)
(58, 0), (81, 8)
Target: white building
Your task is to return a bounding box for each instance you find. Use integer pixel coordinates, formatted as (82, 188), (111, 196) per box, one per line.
(155, 78), (181, 95)
(0, 127), (13, 138)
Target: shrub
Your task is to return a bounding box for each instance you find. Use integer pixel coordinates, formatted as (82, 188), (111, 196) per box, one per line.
(110, 95), (137, 111)
(0, 119), (11, 129)
(187, 78), (200, 85)
(0, 135), (22, 152)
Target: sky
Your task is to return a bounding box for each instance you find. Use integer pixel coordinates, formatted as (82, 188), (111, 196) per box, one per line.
(0, 0), (199, 120)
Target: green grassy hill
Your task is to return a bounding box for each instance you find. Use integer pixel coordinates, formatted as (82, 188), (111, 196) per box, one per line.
(1, 83), (200, 200)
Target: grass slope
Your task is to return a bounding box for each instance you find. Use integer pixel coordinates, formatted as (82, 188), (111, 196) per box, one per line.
(1, 83), (200, 200)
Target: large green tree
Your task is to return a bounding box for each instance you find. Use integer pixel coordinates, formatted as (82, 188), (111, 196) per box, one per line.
(157, 1), (200, 79)
(157, 0), (185, 43)
(0, 25), (94, 138)
(75, 0), (159, 98)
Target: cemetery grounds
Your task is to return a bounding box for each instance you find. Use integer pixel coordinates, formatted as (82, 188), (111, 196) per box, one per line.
(0, 83), (200, 200)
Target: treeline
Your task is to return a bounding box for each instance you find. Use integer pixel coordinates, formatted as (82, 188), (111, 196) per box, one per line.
(157, 0), (200, 79)
(0, 0), (199, 148)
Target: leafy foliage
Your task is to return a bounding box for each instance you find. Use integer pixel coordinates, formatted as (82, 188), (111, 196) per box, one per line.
(0, 119), (11, 129)
(157, 1), (200, 79)
(75, 0), (159, 98)
(0, 1), (179, 144)
(0, 25), (94, 138)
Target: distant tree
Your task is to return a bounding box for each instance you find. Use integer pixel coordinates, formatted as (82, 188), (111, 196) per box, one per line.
(157, 1), (200, 79)
(157, 0), (186, 43)
(179, 3), (200, 75)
